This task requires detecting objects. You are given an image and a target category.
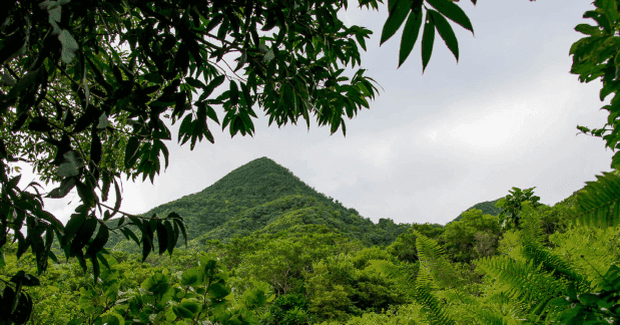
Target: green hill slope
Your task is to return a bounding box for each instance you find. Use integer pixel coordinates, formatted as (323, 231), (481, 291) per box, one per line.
(108, 157), (408, 249)
(451, 198), (502, 223)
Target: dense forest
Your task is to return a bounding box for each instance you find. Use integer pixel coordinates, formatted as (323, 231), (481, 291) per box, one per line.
(3, 157), (618, 324)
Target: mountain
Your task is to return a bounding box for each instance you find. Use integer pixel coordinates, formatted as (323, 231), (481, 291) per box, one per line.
(108, 157), (409, 249)
(451, 198), (502, 223)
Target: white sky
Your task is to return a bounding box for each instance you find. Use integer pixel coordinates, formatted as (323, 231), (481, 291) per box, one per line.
(40, 1), (615, 225)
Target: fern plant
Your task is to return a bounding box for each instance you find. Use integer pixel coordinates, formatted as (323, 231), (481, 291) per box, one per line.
(413, 266), (456, 325)
(519, 208), (588, 289)
(573, 172), (620, 228)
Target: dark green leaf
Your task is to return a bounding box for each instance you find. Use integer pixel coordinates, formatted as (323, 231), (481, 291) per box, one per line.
(380, 0), (412, 45)
(72, 216), (97, 252)
(208, 281), (230, 299)
(142, 230), (152, 262)
(185, 77), (205, 88)
(399, 10), (423, 67)
(164, 220), (175, 256)
(229, 80), (239, 106)
(179, 301), (199, 314)
(421, 14), (436, 73)
(575, 23), (600, 36)
(12, 290), (33, 325)
(63, 213), (86, 247)
(16, 233), (30, 259)
(172, 306), (194, 319)
(203, 75), (226, 99)
(91, 129), (102, 164)
(120, 227), (141, 246)
(75, 181), (97, 208)
(426, 0), (474, 33)
(124, 137), (140, 168)
(112, 64), (123, 83)
(429, 10), (459, 61)
(171, 217), (187, 246)
(73, 107), (100, 133)
(181, 268), (200, 286)
(86, 224), (109, 258)
(156, 222), (167, 256)
(10, 271), (40, 286)
(91, 255), (100, 282)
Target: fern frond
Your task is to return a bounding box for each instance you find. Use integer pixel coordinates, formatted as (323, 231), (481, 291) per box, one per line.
(413, 268), (456, 325)
(574, 172), (620, 228)
(476, 255), (565, 315)
(471, 309), (510, 325)
(414, 231), (464, 289)
(437, 288), (510, 325)
(368, 259), (418, 297)
(520, 215), (588, 288)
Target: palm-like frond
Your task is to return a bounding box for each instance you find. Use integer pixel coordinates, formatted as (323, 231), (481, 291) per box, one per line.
(573, 172), (620, 228)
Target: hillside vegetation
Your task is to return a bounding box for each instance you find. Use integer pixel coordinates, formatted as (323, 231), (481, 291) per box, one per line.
(6, 156), (616, 325)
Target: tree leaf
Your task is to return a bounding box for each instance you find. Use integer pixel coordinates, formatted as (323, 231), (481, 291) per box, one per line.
(47, 177), (76, 198)
(421, 14), (436, 73)
(91, 129), (102, 164)
(185, 77), (205, 88)
(62, 213), (86, 247)
(73, 106), (100, 133)
(91, 255), (100, 282)
(429, 10), (459, 62)
(164, 220), (175, 256)
(208, 281), (230, 299)
(172, 306), (194, 319)
(203, 75), (225, 99)
(142, 229), (152, 262)
(58, 30), (79, 64)
(124, 137), (140, 168)
(380, 0), (412, 45)
(399, 10), (423, 67)
(426, 0), (474, 33)
(10, 271), (40, 287)
(229, 80), (239, 106)
(120, 227), (141, 246)
(156, 221), (168, 256)
(85, 224), (109, 258)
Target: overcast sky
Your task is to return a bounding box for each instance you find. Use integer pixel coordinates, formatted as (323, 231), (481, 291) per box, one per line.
(40, 1), (615, 226)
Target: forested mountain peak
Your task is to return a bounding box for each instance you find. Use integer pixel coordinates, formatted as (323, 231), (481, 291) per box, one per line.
(110, 157), (409, 249)
(451, 198), (502, 223)
(198, 156), (305, 195)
